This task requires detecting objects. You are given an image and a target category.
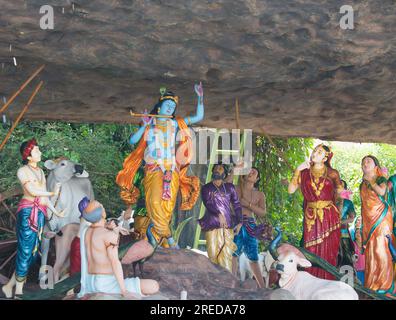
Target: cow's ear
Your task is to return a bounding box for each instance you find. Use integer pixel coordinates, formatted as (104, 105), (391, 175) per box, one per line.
(298, 258), (312, 268)
(44, 160), (56, 170)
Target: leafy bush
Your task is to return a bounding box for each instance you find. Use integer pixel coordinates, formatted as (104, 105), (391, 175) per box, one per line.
(254, 136), (313, 246)
(0, 121), (138, 216)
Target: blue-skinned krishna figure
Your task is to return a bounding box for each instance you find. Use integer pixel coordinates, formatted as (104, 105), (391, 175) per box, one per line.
(116, 83), (204, 249)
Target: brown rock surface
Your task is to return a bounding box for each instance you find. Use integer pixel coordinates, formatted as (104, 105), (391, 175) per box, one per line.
(0, 1), (395, 143)
(123, 247), (294, 300)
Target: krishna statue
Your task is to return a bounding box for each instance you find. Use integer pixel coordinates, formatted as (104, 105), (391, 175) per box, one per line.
(116, 83), (204, 248)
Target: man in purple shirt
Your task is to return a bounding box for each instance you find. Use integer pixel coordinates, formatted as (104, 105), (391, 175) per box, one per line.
(198, 163), (243, 272)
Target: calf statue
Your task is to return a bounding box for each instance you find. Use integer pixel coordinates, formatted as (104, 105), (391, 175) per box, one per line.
(239, 251), (275, 288)
(41, 157), (94, 283)
(270, 228), (358, 300)
(274, 243), (358, 300)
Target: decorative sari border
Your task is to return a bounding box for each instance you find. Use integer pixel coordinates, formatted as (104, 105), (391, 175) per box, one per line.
(304, 222), (341, 248)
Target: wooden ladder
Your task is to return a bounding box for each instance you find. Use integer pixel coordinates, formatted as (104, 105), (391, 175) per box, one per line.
(192, 128), (248, 249)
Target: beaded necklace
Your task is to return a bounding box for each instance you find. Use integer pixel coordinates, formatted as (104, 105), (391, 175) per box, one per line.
(27, 164), (45, 187)
(309, 166), (327, 197)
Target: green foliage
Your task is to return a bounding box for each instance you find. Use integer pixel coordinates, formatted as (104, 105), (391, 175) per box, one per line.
(0, 121), (139, 217)
(321, 141), (396, 217)
(254, 138), (396, 247)
(2, 121), (395, 248)
(254, 136), (314, 246)
(173, 216), (193, 244)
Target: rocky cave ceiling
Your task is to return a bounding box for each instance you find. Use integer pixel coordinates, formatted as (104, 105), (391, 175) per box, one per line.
(0, 0), (396, 144)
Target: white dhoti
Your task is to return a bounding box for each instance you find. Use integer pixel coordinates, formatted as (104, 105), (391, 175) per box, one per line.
(92, 274), (141, 295)
(78, 224), (142, 298)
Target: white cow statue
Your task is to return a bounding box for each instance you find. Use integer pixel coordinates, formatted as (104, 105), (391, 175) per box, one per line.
(274, 244), (358, 300)
(41, 158), (94, 283)
(116, 210), (135, 231)
(239, 251), (275, 288)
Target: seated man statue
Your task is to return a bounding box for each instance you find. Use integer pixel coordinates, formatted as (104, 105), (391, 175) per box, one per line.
(77, 197), (159, 299)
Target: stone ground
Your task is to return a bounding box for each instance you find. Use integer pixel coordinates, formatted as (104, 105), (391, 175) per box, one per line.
(62, 247), (294, 300)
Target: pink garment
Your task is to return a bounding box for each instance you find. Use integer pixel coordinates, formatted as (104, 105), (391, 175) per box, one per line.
(162, 170), (172, 201)
(17, 198), (48, 233)
(339, 189), (353, 200)
(353, 241), (365, 271)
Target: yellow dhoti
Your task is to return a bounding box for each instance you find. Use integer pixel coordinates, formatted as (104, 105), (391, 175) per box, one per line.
(144, 168), (179, 244)
(133, 215), (151, 239)
(205, 228), (236, 273)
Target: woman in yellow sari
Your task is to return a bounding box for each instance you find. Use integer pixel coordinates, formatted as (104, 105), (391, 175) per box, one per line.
(360, 155), (394, 293)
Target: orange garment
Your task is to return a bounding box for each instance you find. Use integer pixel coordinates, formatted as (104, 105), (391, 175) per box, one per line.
(361, 180), (394, 292)
(116, 117), (200, 235)
(143, 167), (180, 242)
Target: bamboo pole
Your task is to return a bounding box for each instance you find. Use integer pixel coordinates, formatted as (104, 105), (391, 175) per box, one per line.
(235, 98), (240, 130)
(233, 100), (294, 172)
(0, 65), (45, 114)
(261, 131), (294, 172)
(0, 81), (44, 152)
(233, 98), (243, 187)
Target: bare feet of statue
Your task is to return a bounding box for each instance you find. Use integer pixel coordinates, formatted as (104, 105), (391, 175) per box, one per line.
(15, 280), (24, 296)
(66, 288), (75, 296)
(2, 272), (16, 298)
(167, 237), (180, 250)
(2, 284), (13, 299)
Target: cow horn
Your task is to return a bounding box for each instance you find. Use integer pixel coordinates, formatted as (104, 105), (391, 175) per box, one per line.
(269, 226), (282, 260)
(386, 235), (396, 262)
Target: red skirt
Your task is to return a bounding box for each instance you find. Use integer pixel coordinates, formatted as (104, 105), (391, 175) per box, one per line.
(70, 236), (81, 276)
(304, 206), (341, 280)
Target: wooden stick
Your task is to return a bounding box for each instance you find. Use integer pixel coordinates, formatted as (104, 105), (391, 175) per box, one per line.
(129, 110), (173, 119)
(0, 81), (44, 152)
(0, 239), (17, 246)
(0, 273), (9, 285)
(0, 65), (45, 114)
(232, 98), (243, 187)
(234, 100), (294, 172)
(235, 98), (240, 130)
(0, 226), (15, 235)
(0, 251), (16, 271)
(1, 202), (16, 221)
(262, 131), (294, 171)
(0, 186), (23, 202)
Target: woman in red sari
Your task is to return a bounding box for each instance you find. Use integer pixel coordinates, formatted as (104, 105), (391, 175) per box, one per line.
(288, 144), (343, 280)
